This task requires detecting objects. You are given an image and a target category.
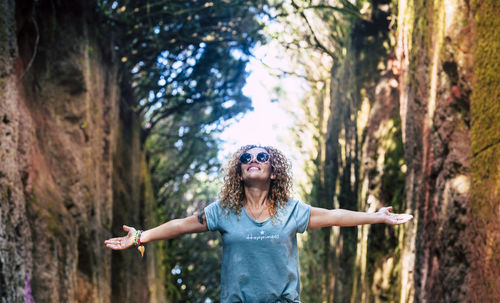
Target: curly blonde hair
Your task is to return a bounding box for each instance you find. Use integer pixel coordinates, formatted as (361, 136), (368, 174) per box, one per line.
(219, 145), (293, 219)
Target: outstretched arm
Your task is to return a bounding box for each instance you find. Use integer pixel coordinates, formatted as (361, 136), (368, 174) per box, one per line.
(104, 212), (209, 250)
(307, 206), (412, 229)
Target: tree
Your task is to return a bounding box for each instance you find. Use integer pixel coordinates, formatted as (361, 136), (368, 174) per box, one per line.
(264, 0), (405, 301)
(97, 0), (271, 140)
(96, 1), (273, 300)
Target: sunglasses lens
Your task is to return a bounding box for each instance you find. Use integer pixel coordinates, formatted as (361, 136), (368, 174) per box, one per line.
(239, 153), (252, 164)
(257, 152), (269, 163)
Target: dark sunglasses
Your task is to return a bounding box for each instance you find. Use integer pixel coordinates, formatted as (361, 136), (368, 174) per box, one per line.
(239, 152), (270, 164)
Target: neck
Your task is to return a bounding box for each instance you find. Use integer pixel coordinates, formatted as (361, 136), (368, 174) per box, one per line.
(243, 183), (270, 207)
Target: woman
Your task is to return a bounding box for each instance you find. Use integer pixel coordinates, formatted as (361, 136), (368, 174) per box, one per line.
(105, 145), (412, 302)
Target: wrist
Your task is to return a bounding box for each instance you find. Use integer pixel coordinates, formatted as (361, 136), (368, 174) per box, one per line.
(133, 229), (144, 246)
(133, 229), (146, 257)
(374, 212), (384, 224)
(140, 230), (149, 244)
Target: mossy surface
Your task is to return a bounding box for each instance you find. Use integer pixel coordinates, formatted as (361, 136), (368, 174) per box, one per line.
(396, 0), (479, 301)
(469, 0), (500, 301)
(470, 0), (500, 154)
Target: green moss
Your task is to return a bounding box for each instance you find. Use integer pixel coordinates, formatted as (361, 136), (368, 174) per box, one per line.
(27, 193), (67, 242)
(471, 144), (499, 215)
(380, 115), (406, 214)
(408, 0), (430, 81)
(470, 0), (500, 154)
(1, 184), (9, 199)
(469, 0), (500, 300)
(470, 0), (500, 221)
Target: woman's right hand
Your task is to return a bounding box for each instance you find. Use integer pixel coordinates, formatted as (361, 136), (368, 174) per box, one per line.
(104, 225), (136, 250)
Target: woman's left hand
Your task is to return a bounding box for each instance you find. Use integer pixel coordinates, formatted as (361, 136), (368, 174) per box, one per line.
(377, 206), (413, 225)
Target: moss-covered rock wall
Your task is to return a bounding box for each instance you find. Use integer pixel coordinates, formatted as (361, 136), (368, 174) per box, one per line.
(397, 1), (482, 302)
(0, 0), (165, 301)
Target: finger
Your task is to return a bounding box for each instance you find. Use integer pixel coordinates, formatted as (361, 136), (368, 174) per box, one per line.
(392, 214), (413, 224)
(104, 238), (121, 245)
(123, 225), (130, 232)
(106, 243), (123, 250)
(387, 206), (393, 212)
(400, 214), (413, 222)
(105, 237), (123, 242)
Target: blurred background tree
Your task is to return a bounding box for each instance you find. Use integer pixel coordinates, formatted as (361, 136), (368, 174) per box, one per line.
(260, 0), (407, 301)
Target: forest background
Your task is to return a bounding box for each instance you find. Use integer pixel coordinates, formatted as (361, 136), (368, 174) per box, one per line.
(1, 0), (499, 302)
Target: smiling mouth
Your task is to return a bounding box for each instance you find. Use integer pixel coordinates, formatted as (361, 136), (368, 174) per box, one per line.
(248, 166), (260, 171)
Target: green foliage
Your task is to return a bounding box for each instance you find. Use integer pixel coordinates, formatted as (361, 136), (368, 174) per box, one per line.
(147, 123), (221, 213)
(268, 0), (361, 61)
(94, 1), (273, 301)
(299, 228), (328, 303)
(380, 115), (405, 214)
(97, 0), (270, 136)
(145, 99), (227, 301)
(160, 175), (223, 302)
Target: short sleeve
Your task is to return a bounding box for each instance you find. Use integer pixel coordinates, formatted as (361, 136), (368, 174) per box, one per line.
(204, 201), (222, 232)
(293, 200), (311, 233)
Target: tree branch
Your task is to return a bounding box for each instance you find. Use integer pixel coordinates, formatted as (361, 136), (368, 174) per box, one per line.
(290, 0), (338, 60)
(254, 55), (326, 83)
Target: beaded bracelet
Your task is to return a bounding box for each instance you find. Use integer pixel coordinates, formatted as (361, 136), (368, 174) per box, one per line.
(134, 230), (145, 257)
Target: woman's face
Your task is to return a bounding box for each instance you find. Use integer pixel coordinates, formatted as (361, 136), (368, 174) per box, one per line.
(239, 147), (275, 184)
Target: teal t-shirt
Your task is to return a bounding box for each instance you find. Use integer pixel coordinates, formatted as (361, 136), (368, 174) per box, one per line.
(204, 199), (311, 303)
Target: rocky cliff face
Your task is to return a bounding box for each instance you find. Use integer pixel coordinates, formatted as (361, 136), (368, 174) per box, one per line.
(397, 0), (474, 301)
(0, 1), (164, 302)
(396, 0), (499, 301)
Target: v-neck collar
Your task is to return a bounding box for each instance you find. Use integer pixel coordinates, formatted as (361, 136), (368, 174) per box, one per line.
(243, 206), (271, 226)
